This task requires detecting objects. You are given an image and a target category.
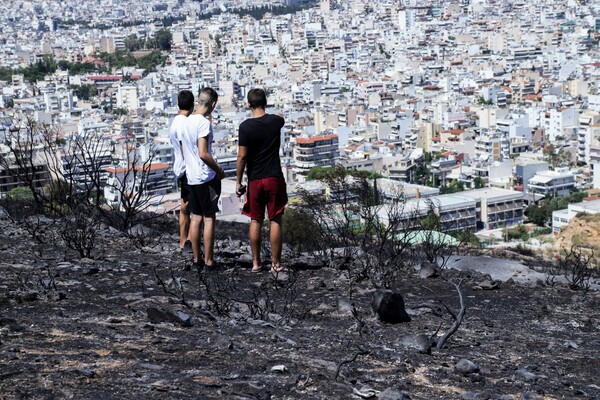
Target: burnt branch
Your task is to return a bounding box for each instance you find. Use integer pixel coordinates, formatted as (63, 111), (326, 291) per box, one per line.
(153, 265), (189, 308)
(435, 278), (466, 349)
(334, 345), (369, 381)
(557, 245), (596, 293)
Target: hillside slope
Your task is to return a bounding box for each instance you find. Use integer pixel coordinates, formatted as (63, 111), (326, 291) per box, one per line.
(554, 214), (600, 252)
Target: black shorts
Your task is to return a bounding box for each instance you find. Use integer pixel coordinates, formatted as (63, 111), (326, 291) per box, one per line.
(178, 173), (190, 201)
(188, 177), (221, 217)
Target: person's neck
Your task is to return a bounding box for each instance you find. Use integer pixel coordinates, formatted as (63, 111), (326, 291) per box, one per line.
(195, 107), (209, 117)
(178, 109), (190, 116)
(251, 108), (266, 118)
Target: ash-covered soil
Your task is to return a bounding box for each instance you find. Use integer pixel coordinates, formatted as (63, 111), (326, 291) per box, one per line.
(0, 216), (599, 400)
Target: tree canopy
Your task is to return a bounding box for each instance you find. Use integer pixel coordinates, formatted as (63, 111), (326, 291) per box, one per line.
(525, 190), (588, 226)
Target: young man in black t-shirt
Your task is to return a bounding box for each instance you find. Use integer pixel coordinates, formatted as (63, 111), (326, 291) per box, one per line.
(236, 88), (288, 273)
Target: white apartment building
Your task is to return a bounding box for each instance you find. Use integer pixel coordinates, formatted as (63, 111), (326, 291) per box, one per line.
(590, 144), (600, 189)
(545, 107), (577, 142)
(528, 169), (575, 197)
(116, 85), (140, 112)
(474, 133), (506, 162)
(578, 111), (600, 164)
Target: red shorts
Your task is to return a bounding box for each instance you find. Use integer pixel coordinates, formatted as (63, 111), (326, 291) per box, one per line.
(242, 177), (287, 220)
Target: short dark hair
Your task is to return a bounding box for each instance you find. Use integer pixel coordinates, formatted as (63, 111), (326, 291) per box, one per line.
(178, 90), (194, 111)
(247, 88), (267, 109)
(198, 87), (219, 108)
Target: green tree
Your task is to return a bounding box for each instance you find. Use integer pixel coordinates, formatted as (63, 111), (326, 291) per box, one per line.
(420, 209), (441, 231)
(453, 230), (481, 248)
(507, 224), (529, 241)
(71, 84), (97, 100)
(57, 60), (97, 75)
(439, 181), (464, 194)
(154, 29), (172, 51)
(525, 203), (551, 226)
(283, 207), (322, 252)
(137, 50), (167, 73)
(473, 177), (486, 188)
(7, 186), (34, 201)
(306, 166), (332, 181)
(124, 34), (146, 51)
(525, 191), (587, 226)
(413, 164), (431, 185)
(99, 50), (165, 73)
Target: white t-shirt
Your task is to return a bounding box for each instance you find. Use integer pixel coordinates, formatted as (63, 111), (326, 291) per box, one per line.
(181, 113), (216, 185)
(168, 114), (187, 178)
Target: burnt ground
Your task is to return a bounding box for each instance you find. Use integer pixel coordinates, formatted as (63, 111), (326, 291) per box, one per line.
(0, 215), (599, 400)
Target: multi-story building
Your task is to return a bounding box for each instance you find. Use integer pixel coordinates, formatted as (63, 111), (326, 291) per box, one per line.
(0, 157), (50, 196)
(590, 145), (600, 189)
(152, 143), (175, 166)
(527, 169), (575, 197)
(114, 118), (145, 142)
(430, 158), (457, 186)
(116, 85), (140, 112)
(509, 137), (531, 156)
(103, 162), (175, 207)
(462, 188), (524, 230)
(515, 159), (549, 193)
(576, 111), (600, 164)
(293, 133), (340, 173)
(545, 107), (577, 142)
(510, 78), (536, 104)
(475, 133), (506, 162)
(509, 47), (543, 61)
(61, 147), (113, 193)
(388, 156), (417, 182)
(376, 193), (477, 233)
(43, 90), (73, 114)
(434, 194), (478, 232)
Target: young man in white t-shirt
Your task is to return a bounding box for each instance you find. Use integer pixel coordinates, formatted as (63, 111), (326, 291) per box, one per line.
(180, 87), (224, 270)
(169, 90), (194, 253)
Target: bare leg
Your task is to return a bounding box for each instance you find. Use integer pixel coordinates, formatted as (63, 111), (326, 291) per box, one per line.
(249, 219), (263, 270)
(179, 199), (190, 248)
(203, 214), (216, 266)
(270, 214), (283, 269)
(190, 214), (203, 264)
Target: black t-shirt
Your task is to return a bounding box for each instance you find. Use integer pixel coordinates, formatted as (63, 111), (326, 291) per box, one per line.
(239, 114), (285, 181)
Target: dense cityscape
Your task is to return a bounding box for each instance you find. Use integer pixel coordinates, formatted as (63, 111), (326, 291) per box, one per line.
(2, 0), (600, 240)
(2, 2), (600, 399)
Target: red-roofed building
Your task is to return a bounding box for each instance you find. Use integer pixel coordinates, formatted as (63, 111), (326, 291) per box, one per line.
(293, 134), (340, 172)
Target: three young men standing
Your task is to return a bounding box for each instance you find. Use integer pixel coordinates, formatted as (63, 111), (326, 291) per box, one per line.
(173, 87), (287, 272)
